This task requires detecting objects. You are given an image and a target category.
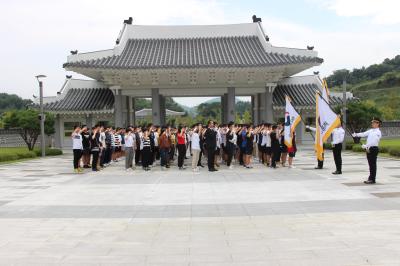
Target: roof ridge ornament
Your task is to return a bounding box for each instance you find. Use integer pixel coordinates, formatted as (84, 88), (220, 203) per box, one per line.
(124, 17), (133, 25)
(252, 15), (262, 23)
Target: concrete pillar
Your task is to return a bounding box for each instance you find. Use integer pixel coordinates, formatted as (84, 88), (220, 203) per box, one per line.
(252, 94), (260, 125)
(226, 87), (235, 123)
(220, 94), (226, 123)
(152, 88), (161, 125)
(113, 88), (123, 128)
(54, 114), (62, 149)
(265, 86), (274, 123)
(85, 114), (93, 129)
(296, 114), (304, 144)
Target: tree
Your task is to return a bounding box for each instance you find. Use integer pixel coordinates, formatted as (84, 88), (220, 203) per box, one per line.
(345, 101), (382, 136)
(0, 93), (33, 114)
(3, 109), (55, 150)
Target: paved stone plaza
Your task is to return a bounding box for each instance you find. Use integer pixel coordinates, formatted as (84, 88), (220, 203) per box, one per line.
(0, 147), (400, 265)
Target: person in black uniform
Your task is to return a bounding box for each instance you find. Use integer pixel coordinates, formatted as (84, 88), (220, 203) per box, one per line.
(204, 120), (218, 172)
(352, 118), (382, 184)
(270, 125), (281, 168)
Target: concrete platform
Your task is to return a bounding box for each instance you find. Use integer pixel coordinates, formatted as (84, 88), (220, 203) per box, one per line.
(0, 147), (400, 265)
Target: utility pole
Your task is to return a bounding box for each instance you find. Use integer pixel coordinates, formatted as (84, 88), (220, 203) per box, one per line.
(342, 79), (347, 150)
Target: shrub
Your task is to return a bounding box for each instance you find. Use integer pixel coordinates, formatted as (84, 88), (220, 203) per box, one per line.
(15, 151), (36, 159)
(34, 148), (63, 156)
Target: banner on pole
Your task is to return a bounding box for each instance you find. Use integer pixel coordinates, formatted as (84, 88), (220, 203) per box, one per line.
(315, 92), (341, 161)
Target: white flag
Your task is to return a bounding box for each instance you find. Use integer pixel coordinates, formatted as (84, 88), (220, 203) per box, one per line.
(284, 96), (301, 148)
(315, 92), (341, 161)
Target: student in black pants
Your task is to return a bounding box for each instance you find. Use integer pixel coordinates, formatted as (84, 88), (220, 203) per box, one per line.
(90, 126), (101, 171)
(71, 125), (83, 173)
(141, 128), (152, 171)
(204, 120), (217, 172)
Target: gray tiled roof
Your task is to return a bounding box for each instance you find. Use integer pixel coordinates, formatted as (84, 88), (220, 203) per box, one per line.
(45, 88), (114, 113)
(64, 36), (322, 69)
(273, 83), (343, 107)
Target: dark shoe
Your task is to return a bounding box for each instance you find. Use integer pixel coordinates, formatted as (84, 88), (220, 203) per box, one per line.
(364, 180), (376, 184)
(83, 165), (90, 168)
(198, 164), (204, 168)
(332, 171), (342, 175)
(209, 168), (218, 172)
(314, 167), (323, 170)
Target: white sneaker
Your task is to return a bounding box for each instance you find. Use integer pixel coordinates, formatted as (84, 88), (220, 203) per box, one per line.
(125, 168), (131, 172)
(289, 165), (295, 168)
(229, 165), (234, 170)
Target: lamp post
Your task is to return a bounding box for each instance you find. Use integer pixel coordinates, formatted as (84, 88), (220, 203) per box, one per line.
(342, 79), (347, 150)
(36, 75), (47, 158)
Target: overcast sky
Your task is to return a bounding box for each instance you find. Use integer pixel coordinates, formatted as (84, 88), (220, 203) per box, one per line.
(1, 0), (399, 107)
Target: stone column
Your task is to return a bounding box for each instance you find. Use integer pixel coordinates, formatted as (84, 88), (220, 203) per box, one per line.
(132, 97), (136, 126)
(226, 87), (235, 123)
(113, 87), (123, 128)
(265, 83), (276, 123)
(159, 95), (166, 126)
(54, 114), (62, 149)
(126, 96), (132, 126)
(152, 88), (161, 125)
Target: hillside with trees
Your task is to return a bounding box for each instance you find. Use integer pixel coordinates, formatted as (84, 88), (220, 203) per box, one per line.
(326, 55), (400, 120)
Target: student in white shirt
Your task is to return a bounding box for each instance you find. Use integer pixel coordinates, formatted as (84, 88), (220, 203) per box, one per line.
(191, 125), (201, 171)
(124, 128), (136, 171)
(331, 123), (345, 175)
(71, 125), (83, 173)
(352, 117), (382, 184)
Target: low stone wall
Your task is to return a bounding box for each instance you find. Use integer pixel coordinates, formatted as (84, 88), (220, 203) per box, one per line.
(0, 129), (49, 148)
(381, 121), (400, 137)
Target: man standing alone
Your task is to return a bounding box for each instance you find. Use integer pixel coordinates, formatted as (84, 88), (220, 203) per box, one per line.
(352, 118), (382, 184)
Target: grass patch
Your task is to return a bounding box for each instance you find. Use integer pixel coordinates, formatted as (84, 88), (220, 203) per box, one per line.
(0, 147), (63, 163)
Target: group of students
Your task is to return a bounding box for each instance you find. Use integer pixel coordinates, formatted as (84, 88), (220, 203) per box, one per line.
(71, 117), (382, 184)
(71, 120), (298, 173)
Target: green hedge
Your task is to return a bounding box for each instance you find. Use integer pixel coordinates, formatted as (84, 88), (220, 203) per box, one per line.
(389, 147), (400, 157)
(0, 148), (62, 163)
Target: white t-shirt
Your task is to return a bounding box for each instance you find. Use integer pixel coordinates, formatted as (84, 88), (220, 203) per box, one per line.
(72, 132), (83, 150)
(191, 132), (200, 150)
